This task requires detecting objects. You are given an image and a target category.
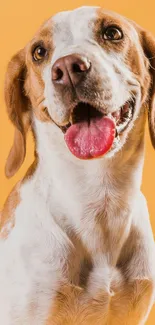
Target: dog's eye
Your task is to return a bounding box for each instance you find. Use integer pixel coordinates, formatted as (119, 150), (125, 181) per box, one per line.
(33, 46), (47, 61)
(103, 26), (123, 41)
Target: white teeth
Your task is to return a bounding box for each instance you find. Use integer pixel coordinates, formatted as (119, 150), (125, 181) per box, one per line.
(116, 106), (132, 134)
(106, 104), (133, 137)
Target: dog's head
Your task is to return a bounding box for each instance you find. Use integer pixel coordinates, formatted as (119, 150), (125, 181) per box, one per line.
(4, 6), (155, 177)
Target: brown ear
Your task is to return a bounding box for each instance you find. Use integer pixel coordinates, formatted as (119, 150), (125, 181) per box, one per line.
(140, 30), (155, 148)
(4, 49), (30, 178)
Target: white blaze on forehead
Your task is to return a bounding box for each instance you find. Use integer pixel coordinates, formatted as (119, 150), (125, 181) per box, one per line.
(51, 6), (99, 62)
(43, 6), (101, 124)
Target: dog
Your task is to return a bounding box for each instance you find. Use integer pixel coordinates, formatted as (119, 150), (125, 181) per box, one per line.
(0, 5), (155, 325)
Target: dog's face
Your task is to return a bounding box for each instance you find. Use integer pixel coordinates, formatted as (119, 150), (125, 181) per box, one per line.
(4, 6), (155, 177)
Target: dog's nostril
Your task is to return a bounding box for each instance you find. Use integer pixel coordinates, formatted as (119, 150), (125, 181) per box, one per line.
(72, 63), (84, 73)
(52, 68), (63, 81)
(57, 68), (63, 80)
(72, 61), (91, 73)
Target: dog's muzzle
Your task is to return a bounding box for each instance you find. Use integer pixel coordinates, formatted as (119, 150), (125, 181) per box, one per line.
(51, 54), (135, 160)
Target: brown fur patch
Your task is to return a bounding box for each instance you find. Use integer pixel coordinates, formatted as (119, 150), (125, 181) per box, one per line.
(109, 279), (154, 325)
(46, 277), (154, 325)
(94, 8), (152, 107)
(0, 182), (21, 239)
(24, 21), (54, 122)
(23, 157), (39, 181)
(46, 283), (111, 325)
(94, 8), (132, 54)
(4, 50), (31, 178)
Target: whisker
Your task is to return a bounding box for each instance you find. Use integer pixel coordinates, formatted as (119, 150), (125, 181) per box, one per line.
(129, 90), (137, 101)
(37, 97), (45, 106)
(148, 61), (155, 71)
(148, 55), (155, 60)
(17, 78), (25, 82)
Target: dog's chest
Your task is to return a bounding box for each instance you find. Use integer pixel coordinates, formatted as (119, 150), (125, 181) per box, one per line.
(0, 163), (131, 324)
(48, 164), (131, 260)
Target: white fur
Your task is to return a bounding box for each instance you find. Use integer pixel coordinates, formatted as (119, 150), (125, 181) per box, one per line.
(0, 6), (155, 325)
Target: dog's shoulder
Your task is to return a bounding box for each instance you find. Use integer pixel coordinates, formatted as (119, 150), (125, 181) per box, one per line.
(0, 158), (38, 240)
(0, 181), (21, 239)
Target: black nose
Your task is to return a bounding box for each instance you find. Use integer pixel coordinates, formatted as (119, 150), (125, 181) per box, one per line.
(52, 54), (91, 87)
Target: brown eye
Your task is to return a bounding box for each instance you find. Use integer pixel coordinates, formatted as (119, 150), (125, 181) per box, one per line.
(103, 26), (123, 41)
(33, 46), (47, 61)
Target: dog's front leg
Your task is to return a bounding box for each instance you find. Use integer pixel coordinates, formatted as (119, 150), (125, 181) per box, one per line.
(77, 209), (131, 316)
(107, 194), (155, 325)
(75, 194), (155, 325)
(46, 213), (126, 325)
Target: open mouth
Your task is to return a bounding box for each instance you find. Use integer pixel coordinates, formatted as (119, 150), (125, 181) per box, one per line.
(60, 100), (134, 159)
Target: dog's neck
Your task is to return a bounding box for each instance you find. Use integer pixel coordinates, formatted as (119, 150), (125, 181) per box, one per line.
(29, 113), (146, 216)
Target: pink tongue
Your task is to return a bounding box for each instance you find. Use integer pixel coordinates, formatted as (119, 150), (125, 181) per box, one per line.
(64, 116), (116, 159)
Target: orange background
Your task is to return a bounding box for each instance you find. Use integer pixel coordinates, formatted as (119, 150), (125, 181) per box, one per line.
(0, 0), (155, 323)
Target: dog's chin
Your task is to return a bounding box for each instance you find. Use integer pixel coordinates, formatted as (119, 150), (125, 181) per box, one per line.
(55, 99), (135, 160)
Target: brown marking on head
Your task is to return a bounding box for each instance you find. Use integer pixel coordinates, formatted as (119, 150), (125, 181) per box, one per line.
(94, 9), (155, 146)
(24, 23), (54, 122)
(94, 9), (133, 54)
(94, 9), (151, 100)
(4, 21), (54, 178)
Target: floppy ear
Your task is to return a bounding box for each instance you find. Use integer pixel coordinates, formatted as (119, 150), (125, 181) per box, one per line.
(140, 30), (155, 148)
(4, 49), (31, 178)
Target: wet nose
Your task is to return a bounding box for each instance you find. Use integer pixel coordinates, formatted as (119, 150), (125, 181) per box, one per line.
(52, 54), (91, 87)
